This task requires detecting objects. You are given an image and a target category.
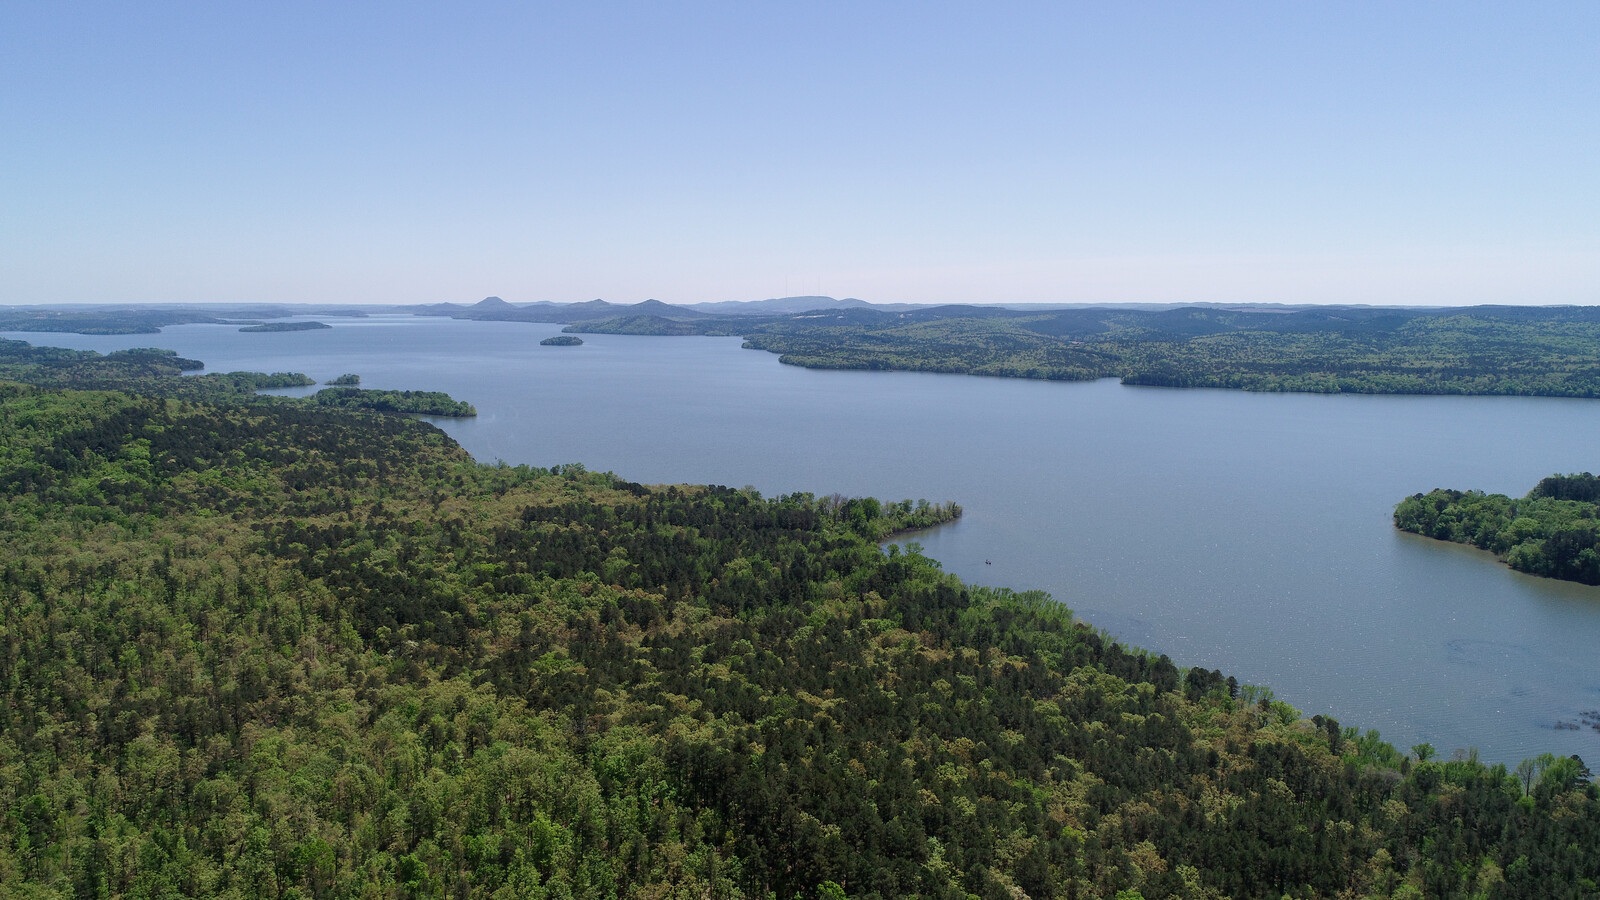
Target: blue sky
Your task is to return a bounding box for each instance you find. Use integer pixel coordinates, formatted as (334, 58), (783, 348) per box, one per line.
(2, 2), (1596, 306)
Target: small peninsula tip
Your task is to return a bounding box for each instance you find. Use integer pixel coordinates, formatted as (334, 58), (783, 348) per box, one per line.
(1395, 472), (1600, 585)
(312, 387), (477, 417)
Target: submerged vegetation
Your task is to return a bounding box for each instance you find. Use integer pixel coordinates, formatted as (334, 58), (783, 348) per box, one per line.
(0, 340), (1597, 898)
(1396, 473), (1600, 585)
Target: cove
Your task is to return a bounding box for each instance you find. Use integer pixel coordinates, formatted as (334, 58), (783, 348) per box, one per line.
(10, 314), (1600, 764)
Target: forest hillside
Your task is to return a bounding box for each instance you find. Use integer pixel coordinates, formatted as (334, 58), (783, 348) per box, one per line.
(1, 339), (1597, 899)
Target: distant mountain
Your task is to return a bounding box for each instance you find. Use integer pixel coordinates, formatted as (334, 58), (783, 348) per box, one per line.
(685, 296), (874, 316)
(629, 299), (693, 317)
(408, 302), (468, 316)
(405, 298), (714, 324)
(408, 295), (943, 321)
(546, 299), (620, 320)
(563, 315), (710, 336)
(547, 299), (709, 322)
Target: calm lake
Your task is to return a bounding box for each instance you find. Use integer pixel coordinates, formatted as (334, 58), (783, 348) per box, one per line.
(11, 315), (1600, 764)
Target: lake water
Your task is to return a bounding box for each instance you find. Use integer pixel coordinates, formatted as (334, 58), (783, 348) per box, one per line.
(10, 315), (1600, 764)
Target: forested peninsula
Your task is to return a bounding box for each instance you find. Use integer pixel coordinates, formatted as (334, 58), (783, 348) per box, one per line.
(2, 338), (1599, 898)
(239, 321), (332, 333)
(1395, 473), (1600, 585)
(312, 386), (477, 417)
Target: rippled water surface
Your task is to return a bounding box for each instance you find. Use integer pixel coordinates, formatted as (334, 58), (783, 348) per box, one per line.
(11, 315), (1600, 763)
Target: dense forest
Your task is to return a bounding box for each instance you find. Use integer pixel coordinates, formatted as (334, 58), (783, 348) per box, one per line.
(568, 304), (1600, 398)
(1, 341), (1598, 898)
(1395, 473), (1600, 585)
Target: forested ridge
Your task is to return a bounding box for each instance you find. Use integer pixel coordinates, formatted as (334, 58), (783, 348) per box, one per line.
(1396, 473), (1600, 585)
(2, 342), (1599, 899)
(568, 305), (1600, 398)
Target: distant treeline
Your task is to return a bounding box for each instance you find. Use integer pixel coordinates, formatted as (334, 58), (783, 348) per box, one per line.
(1396, 473), (1600, 584)
(567, 305), (1600, 398)
(0, 305), (375, 334)
(13, 301), (1600, 398)
(0, 309), (226, 334)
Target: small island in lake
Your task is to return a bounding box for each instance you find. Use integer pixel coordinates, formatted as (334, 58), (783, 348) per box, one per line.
(540, 335), (584, 346)
(1395, 472), (1600, 584)
(312, 386), (477, 417)
(239, 321), (332, 332)
(325, 373), (361, 385)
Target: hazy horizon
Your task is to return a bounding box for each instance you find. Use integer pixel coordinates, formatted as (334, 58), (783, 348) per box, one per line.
(7, 295), (1593, 311)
